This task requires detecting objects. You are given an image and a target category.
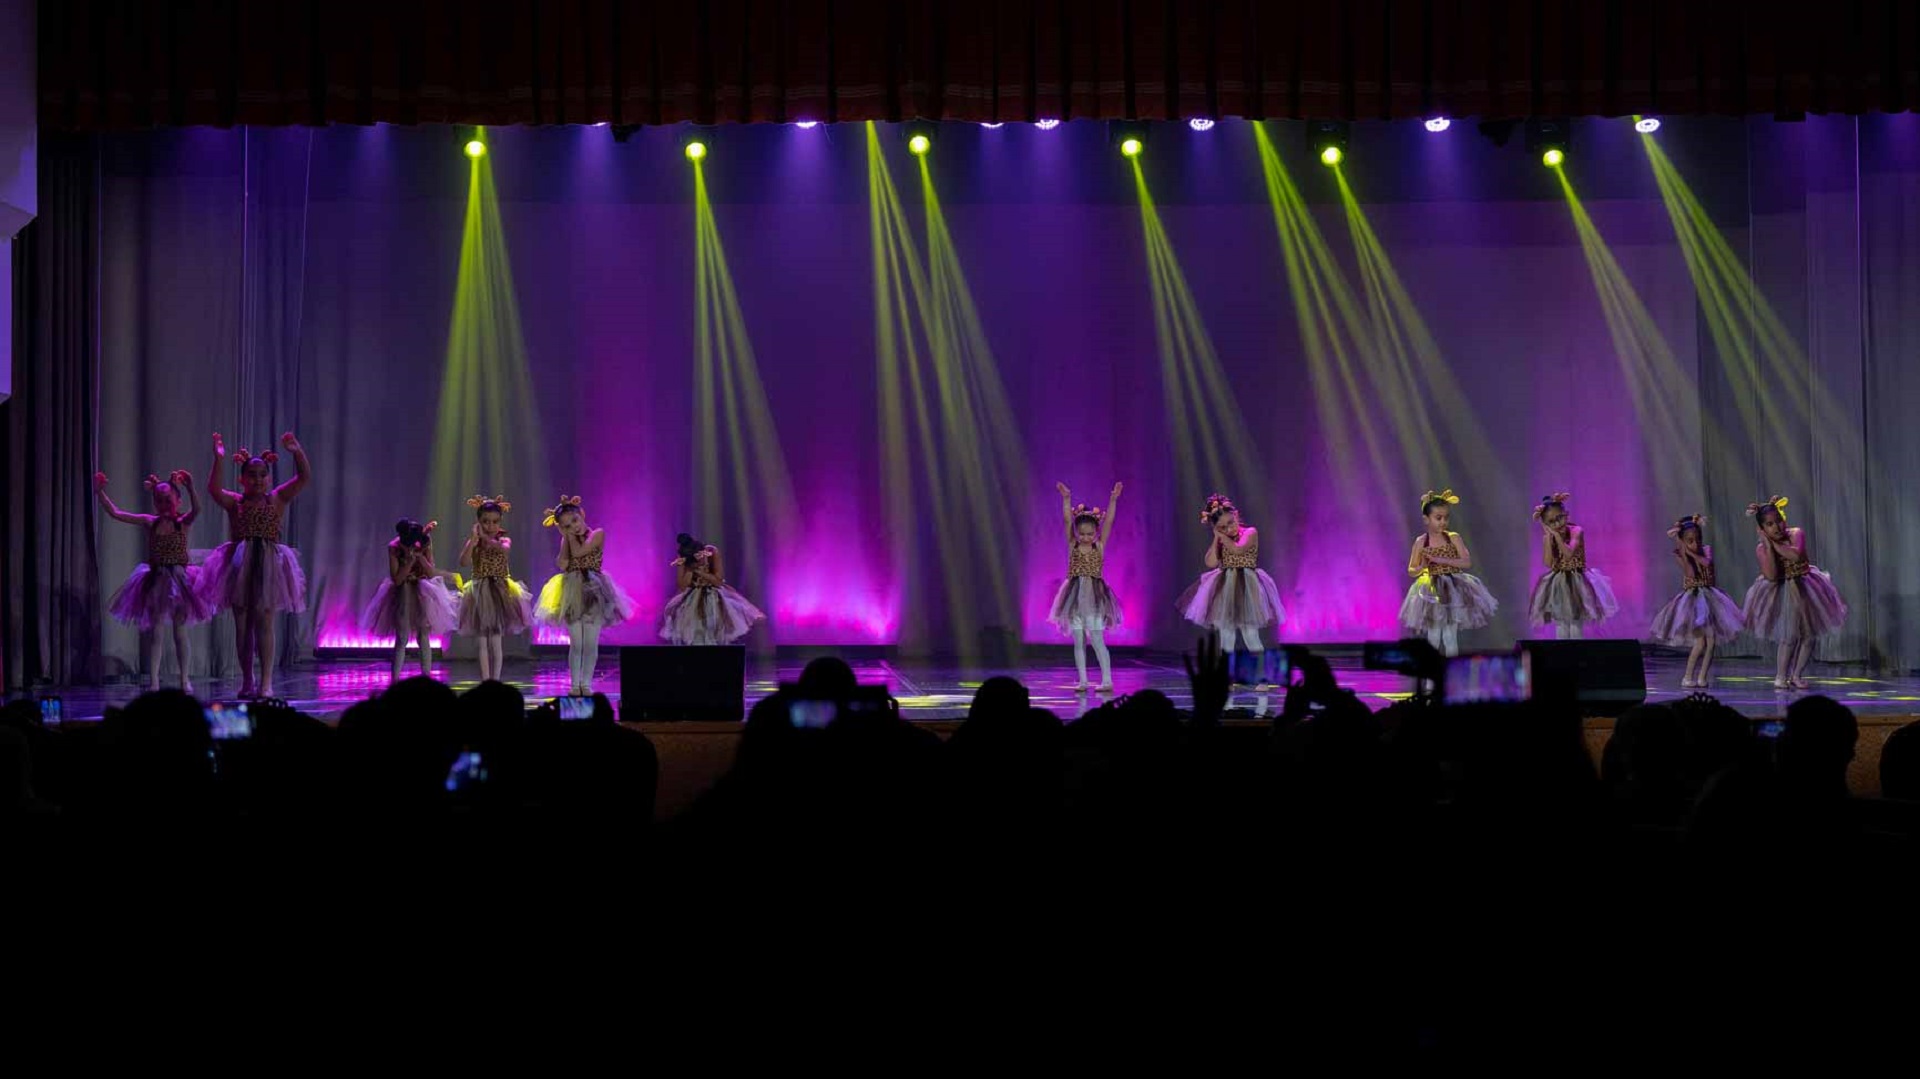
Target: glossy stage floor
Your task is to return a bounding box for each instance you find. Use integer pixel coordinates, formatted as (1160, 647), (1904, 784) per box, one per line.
(41, 649), (1920, 724)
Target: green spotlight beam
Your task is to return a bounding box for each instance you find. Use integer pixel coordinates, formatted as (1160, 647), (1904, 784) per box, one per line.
(428, 138), (550, 566)
(1131, 161), (1265, 525)
(692, 163), (799, 632)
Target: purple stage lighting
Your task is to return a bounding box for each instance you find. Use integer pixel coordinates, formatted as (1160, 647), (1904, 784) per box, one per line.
(1425, 117), (1451, 132)
(1034, 119), (1060, 131)
(1188, 118), (1215, 132)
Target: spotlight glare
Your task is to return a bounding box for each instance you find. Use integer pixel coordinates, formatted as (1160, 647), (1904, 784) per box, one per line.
(684, 140), (708, 161)
(980, 122), (1004, 129)
(1188, 118), (1215, 132)
(463, 139), (486, 158)
(1120, 137), (1143, 158)
(1034, 118), (1060, 130)
(1635, 116), (1661, 134)
(908, 133), (931, 155)
(1319, 145), (1343, 166)
(1543, 147), (1565, 167)
(1424, 117), (1451, 132)
(795, 120), (820, 129)
(591, 122), (609, 128)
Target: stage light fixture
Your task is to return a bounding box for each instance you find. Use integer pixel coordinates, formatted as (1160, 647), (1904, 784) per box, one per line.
(464, 139), (486, 158)
(592, 122), (609, 128)
(795, 120), (820, 129)
(1424, 117), (1451, 132)
(680, 127), (713, 161)
(1634, 116), (1661, 134)
(980, 122), (1004, 129)
(903, 121), (937, 155)
(1034, 118), (1060, 130)
(1188, 118), (1215, 132)
(1527, 118), (1570, 168)
(1307, 120), (1349, 167)
(1109, 121), (1149, 158)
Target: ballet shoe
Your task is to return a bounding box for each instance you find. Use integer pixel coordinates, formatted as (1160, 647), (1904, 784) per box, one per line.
(1073, 682), (1089, 693)
(1772, 679), (1791, 691)
(1098, 682), (1114, 693)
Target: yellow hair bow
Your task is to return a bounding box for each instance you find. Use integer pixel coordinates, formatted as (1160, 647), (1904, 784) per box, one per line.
(1420, 489), (1460, 509)
(542, 495), (584, 528)
(466, 494), (512, 513)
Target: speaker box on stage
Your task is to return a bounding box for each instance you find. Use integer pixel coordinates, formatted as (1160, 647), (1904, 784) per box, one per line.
(1520, 639), (1646, 715)
(619, 646), (746, 721)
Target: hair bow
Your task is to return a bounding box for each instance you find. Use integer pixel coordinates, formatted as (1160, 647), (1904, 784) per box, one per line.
(1746, 496), (1788, 523)
(1200, 493), (1236, 524)
(1667, 513), (1707, 538)
(467, 494), (512, 513)
(1421, 489), (1460, 509)
(543, 495), (584, 528)
(1531, 492), (1572, 521)
(1071, 503), (1105, 522)
(142, 474), (161, 491)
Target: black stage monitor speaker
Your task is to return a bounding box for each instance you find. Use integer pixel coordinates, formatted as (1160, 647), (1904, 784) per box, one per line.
(620, 646), (746, 721)
(1520, 639), (1646, 715)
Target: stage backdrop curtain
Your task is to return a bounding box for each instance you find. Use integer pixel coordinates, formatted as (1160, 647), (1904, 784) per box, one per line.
(40, 0), (1920, 131)
(1, 133), (100, 690)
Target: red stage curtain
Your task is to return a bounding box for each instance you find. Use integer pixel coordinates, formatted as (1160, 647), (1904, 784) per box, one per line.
(40, 0), (1920, 130)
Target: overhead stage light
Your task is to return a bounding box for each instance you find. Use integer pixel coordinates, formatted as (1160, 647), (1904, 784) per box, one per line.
(1034, 118), (1060, 130)
(1527, 118), (1570, 168)
(903, 121), (936, 155)
(1188, 118), (1215, 132)
(1424, 117), (1451, 132)
(980, 122), (1004, 129)
(1109, 121), (1149, 158)
(1635, 116), (1661, 134)
(464, 139), (486, 159)
(1308, 120), (1349, 167)
(684, 140), (707, 161)
(680, 127), (712, 161)
(795, 120), (820, 129)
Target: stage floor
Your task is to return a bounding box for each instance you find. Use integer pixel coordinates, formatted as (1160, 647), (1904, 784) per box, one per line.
(37, 651), (1920, 724)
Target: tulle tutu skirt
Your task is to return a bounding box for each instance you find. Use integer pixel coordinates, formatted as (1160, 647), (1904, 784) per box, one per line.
(457, 576), (536, 637)
(659, 585), (765, 646)
(1742, 569), (1848, 642)
(1399, 571), (1499, 634)
(1527, 568), (1619, 628)
(361, 576), (462, 639)
(198, 538), (308, 614)
(1177, 567), (1286, 631)
(108, 563), (215, 632)
(1647, 586), (1745, 644)
(535, 569), (637, 630)
(1048, 576), (1124, 634)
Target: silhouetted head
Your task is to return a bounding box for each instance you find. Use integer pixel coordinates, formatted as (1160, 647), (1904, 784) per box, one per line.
(797, 656), (858, 701)
(969, 676), (1031, 722)
(1881, 720), (1920, 801)
(1780, 695), (1857, 792)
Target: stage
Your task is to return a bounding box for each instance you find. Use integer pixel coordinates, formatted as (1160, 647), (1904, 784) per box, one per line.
(40, 650), (1920, 724)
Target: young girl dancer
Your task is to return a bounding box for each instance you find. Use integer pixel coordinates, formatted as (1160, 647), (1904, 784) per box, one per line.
(1177, 493), (1285, 685)
(536, 496), (637, 695)
(1743, 497), (1848, 690)
(457, 495), (535, 683)
(1050, 482), (1125, 692)
(1528, 492), (1618, 639)
(1648, 514), (1745, 688)
(97, 470), (214, 692)
(660, 532), (765, 646)
(202, 433), (310, 699)
(1399, 489), (1497, 657)
(361, 518), (460, 683)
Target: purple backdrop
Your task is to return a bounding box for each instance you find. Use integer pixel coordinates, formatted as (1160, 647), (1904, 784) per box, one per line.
(85, 116), (1920, 671)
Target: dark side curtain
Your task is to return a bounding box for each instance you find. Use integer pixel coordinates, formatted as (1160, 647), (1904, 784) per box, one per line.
(1, 134), (100, 690)
(41, 0), (1920, 131)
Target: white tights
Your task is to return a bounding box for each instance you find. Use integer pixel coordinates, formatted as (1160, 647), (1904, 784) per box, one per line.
(477, 633), (506, 682)
(390, 630), (435, 682)
(1554, 622), (1585, 640)
(1425, 624), (1460, 658)
(1216, 624), (1265, 655)
(567, 620), (603, 693)
(1072, 624), (1112, 687)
